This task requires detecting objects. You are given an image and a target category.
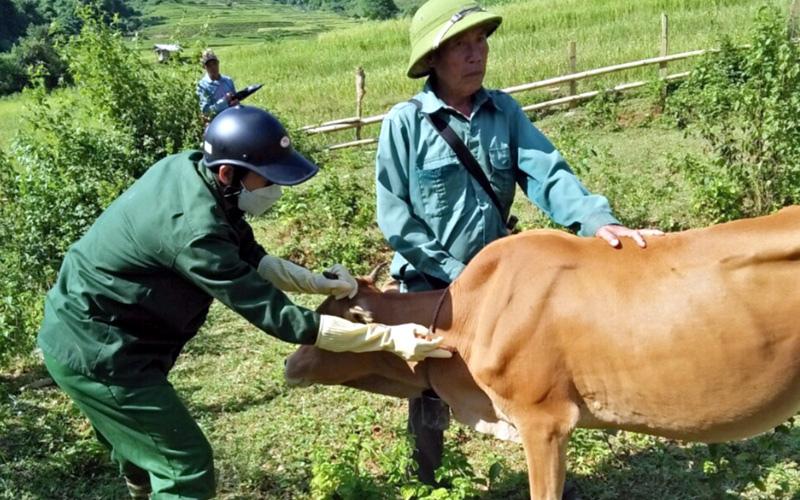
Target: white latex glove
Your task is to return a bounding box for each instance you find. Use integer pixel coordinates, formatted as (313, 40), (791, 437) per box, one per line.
(257, 255), (356, 299)
(316, 315), (453, 361)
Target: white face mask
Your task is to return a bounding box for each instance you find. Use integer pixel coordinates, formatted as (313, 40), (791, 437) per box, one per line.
(237, 184), (282, 216)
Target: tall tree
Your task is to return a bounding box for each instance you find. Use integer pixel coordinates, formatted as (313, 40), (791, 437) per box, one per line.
(0, 0), (29, 51)
(357, 0), (398, 20)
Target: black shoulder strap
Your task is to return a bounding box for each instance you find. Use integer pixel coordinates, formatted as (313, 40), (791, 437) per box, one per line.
(409, 99), (507, 222)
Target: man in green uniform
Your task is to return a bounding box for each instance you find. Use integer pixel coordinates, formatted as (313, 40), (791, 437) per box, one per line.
(38, 105), (450, 500)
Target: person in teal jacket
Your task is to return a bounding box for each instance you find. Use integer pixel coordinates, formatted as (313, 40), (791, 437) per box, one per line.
(375, 0), (662, 492)
(196, 49), (238, 119)
(38, 106), (450, 500)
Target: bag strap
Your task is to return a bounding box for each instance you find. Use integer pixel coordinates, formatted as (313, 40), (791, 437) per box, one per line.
(409, 99), (508, 223)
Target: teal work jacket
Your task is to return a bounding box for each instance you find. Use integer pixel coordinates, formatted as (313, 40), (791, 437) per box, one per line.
(376, 81), (620, 291)
(38, 150), (320, 386)
(196, 73), (236, 116)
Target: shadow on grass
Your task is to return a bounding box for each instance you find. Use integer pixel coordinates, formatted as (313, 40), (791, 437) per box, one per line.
(7, 364), (800, 500)
(0, 385), (123, 499)
(483, 426), (800, 500)
(181, 384), (286, 415)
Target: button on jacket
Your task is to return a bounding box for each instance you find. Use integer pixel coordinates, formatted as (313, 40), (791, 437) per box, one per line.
(196, 74), (236, 116)
(38, 150), (320, 386)
(376, 81), (620, 290)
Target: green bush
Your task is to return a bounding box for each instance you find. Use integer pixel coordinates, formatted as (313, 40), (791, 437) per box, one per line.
(356, 0), (399, 20)
(0, 5), (201, 366)
(0, 24), (71, 96)
(268, 162), (387, 276)
(667, 8), (800, 223)
(583, 89), (623, 130)
(0, 52), (27, 95)
(0, 0), (36, 52)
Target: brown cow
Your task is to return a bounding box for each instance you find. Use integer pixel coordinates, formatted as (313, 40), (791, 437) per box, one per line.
(285, 206), (800, 500)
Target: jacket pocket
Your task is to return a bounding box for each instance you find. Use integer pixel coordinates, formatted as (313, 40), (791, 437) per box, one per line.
(489, 148), (515, 210)
(415, 157), (467, 218)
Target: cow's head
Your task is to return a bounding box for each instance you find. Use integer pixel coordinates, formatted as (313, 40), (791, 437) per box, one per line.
(312, 262), (397, 323)
(284, 267), (430, 398)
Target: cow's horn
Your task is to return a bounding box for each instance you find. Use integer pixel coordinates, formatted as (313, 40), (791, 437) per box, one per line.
(367, 262), (389, 284)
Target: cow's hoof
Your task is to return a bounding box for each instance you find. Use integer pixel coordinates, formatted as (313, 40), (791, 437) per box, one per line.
(562, 482), (582, 500)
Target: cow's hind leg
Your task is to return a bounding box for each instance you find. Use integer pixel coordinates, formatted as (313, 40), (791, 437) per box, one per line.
(515, 405), (576, 500)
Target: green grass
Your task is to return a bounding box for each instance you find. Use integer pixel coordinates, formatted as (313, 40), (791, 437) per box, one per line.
(0, 0), (786, 147)
(0, 95), (25, 151)
(218, 0), (785, 141)
(3, 0), (800, 498)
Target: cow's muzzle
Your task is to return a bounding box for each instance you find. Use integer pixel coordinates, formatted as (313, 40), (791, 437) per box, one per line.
(284, 356), (312, 387)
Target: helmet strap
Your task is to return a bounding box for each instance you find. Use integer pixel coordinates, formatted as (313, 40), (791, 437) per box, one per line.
(222, 184), (242, 199)
(213, 166), (245, 199)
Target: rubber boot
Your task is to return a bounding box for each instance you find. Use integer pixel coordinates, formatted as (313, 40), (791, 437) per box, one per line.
(124, 469), (152, 500)
(408, 390), (450, 486)
(562, 481), (582, 500)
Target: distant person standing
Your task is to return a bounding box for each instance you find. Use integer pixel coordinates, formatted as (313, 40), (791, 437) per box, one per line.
(196, 49), (238, 121)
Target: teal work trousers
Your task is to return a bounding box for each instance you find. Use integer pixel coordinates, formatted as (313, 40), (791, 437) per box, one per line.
(43, 351), (216, 499)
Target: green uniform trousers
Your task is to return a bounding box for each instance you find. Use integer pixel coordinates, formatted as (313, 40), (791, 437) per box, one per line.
(43, 352), (216, 499)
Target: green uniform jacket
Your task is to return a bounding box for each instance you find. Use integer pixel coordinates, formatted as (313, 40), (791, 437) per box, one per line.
(38, 150), (320, 386)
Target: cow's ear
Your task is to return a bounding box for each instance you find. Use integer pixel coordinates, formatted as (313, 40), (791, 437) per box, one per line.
(349, 305), (374, 324)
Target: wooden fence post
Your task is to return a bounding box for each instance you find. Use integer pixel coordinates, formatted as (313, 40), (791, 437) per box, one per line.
(568, 41), (577, 107)
(790, 0), (799, 40)
(660, 13), (669, 79)
(355, 66), (365, 140)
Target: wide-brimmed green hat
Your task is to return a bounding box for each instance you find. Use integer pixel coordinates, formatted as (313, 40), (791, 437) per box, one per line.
(407, 0), (502, 79)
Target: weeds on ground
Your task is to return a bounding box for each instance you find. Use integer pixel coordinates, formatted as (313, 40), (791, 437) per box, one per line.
(309, 407), (503, 500)
(666, 8), (800, 223)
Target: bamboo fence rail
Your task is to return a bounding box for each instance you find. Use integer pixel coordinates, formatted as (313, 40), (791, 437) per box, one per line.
(302, 4), (798, 150)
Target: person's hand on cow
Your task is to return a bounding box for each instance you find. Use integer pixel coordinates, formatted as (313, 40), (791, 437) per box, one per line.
(257, 255), (357, 299)
(316, 315), (453, 361)
(595, 224), (664, 249)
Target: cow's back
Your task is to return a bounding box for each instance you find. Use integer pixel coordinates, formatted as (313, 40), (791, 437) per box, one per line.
(444, 207), (800, 443)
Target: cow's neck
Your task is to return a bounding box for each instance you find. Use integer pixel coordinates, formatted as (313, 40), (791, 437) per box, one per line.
(353, 289), (463, 341)
(353, 289), (445, 326)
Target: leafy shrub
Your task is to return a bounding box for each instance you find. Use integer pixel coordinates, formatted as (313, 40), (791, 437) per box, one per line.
(0, 52), (28, 95)
(3, 24), (71, 95)
(666, 8), (800, 223)
(0, 5), (201, 365)
(0, 0), (144, 97)
(269, 165), (387, 276)
(583, 89), (623, 130)
(356, 0), (399, 20)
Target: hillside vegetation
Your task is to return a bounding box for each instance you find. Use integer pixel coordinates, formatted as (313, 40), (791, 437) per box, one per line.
(137, 0), (359, 47)
(3, 0), (800, 499)
(0, 0), (786, 146)
(220, 0), (784, 127)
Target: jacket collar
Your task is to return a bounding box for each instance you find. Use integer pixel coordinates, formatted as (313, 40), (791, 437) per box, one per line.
(197, 156), (245, 220)
(417, 78), (500, 116)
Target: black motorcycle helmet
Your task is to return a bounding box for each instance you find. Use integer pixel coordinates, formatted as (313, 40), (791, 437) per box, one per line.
(202, 106), (318, 186)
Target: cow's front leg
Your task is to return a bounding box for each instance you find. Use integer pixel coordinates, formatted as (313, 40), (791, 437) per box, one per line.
(515, 406), (576, 500)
